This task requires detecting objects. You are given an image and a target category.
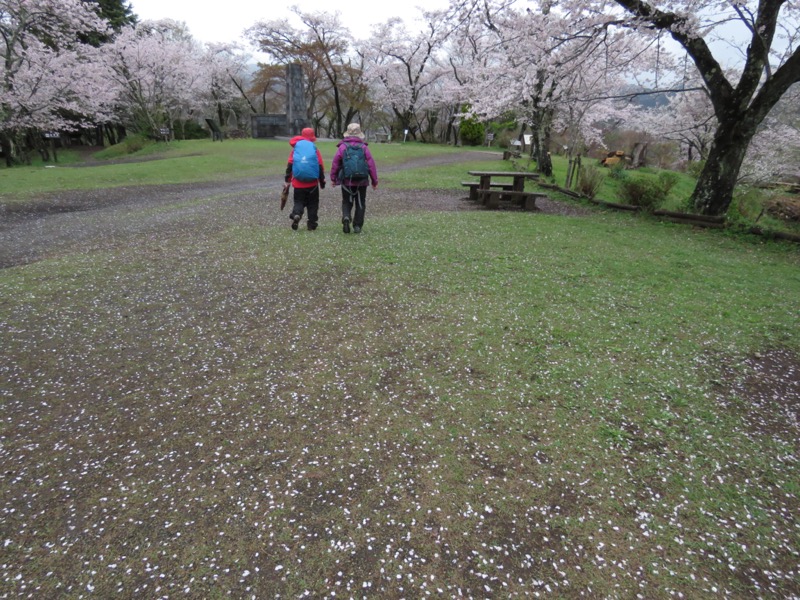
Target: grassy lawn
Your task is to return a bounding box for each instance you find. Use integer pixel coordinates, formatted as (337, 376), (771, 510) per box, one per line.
(0, 139), (489, 199)
(1, 141), (799, 597)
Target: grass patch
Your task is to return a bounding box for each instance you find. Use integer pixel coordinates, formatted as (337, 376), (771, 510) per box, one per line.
(1, 203), (798, 597)
(0, 139), (492, 200)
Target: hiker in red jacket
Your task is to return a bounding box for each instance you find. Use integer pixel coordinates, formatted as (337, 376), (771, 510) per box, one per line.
(330, 123), (378, 234)
(284, 128), (326, 230)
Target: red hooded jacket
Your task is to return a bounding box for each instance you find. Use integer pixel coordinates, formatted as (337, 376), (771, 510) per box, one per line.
(285, 128), (326, 189)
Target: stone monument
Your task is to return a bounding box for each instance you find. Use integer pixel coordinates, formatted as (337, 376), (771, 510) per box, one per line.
(251, 63), (310, 138)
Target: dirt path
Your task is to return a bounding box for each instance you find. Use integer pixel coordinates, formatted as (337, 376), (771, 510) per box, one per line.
(0, 152), (587, 269)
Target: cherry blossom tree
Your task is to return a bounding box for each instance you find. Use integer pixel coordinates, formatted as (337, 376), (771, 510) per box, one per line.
(625, 71), (717, 164)
(203, 42), (256, 131)
(597, 0), (800, 214)
(102, 20), (209, 139)
(359, 9), (461, 142)
(455, 0), (658, 176)
(739, 86), (800, 184)
(612, 74), (798, 184)
(437, 12), (494, 144)
(0, 0), (113, 165)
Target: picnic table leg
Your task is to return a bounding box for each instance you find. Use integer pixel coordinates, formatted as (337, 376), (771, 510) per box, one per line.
(484, 191), (501, 209)
(475, 175), (491, 204)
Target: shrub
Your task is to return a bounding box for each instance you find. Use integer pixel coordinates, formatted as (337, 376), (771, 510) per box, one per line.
(685, 160), (705, 178)
(578, 165), (605, 199)
(117, 134), (150, 155)
(619, 176), (667, 212)
(607, 160), (628, 180)
(459, 118), (486, 146)
(657, 171), (680, 195)
(177, 120), (208, 140)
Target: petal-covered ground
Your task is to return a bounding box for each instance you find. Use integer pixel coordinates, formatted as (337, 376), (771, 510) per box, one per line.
(1, 159), (798, 598)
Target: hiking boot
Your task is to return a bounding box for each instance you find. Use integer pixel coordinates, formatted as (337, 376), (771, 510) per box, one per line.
(342, 218), (350, 234)
(353, 225), (361, 233)
(307, 222), (318, 231)
(291, 214), (300, 230)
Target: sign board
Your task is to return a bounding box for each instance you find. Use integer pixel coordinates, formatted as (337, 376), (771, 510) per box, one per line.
(486, 133), (495, 140)
(43, 132), (60, 139)
(523, 134), (533, 145)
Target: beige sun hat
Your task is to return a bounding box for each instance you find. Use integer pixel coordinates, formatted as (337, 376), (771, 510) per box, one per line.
(345, 123), (365, 139)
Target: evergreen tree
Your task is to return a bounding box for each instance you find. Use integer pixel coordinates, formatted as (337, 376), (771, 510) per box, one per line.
(81, 0), (136, 44)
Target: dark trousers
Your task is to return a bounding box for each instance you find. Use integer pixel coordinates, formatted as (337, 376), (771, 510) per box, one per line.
(291, 185), (320, 228)
(341, 184), (367, 227)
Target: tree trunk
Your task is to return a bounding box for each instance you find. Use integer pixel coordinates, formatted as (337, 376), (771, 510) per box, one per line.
(332, 86), (344, 138)
(393, 108), (416, 140)
(533, 126), (552, 177)
(216, 103), (225, 130)
(1, 135), (13, 167)
(343, 107), (358, 131)
(691, 118), (755, 215)
(527, 108), (554, 177)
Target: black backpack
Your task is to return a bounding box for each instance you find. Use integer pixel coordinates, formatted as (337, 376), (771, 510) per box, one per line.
(341, 143), (369, 180)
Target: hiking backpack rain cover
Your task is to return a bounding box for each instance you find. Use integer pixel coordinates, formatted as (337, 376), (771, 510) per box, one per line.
(292, 139), (320, 182)
(341, 142), (369, 180)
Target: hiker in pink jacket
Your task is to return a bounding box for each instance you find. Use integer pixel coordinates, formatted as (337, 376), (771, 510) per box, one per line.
(330, 123), (378, 234)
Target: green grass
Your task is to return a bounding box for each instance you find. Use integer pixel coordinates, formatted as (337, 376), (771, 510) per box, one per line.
(2, 138), (789, 236)
(0, 139), (491, 200)
(1, 156), (799, 598)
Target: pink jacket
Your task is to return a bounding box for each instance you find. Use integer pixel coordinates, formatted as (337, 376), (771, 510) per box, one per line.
(330, 137), (378, 187)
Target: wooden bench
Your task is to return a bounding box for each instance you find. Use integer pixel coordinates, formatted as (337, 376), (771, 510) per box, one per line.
(479, 189), (547, 211)
(461, 180), (514, 201)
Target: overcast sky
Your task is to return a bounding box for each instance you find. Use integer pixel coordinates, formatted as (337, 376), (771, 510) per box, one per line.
(128, 0), (451, 48)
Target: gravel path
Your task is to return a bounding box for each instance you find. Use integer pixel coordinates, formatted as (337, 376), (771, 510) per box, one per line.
(0, 152), (588, 268)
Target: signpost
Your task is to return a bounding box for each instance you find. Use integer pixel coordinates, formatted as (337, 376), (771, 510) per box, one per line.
(43, 132), (59, 163)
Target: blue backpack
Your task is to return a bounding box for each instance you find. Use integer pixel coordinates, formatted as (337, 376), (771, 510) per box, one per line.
(341, 142), (369, 180)
(292, 139), (319, 182)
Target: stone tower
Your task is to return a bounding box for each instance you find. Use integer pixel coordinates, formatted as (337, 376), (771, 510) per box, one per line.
(250, 62), (309, 138)
(286, 63), (308, 135)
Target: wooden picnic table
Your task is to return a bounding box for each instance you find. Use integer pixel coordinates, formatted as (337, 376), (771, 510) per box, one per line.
(467, 170), (539, 193)
(465, 170), (544, 210)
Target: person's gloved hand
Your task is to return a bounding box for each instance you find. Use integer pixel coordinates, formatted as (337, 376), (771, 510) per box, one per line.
(320, 180), (326, 189)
